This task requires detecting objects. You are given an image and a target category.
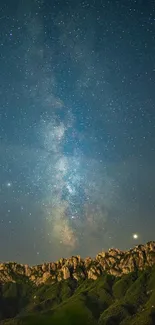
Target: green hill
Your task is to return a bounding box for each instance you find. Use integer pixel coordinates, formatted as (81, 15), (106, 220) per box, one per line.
(0, 265), (155, 325)
(0, 242), (154, 324)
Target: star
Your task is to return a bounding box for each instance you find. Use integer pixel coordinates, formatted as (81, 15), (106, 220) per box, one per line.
(6, 182), (12, 188)
(133, 233), (138, 240)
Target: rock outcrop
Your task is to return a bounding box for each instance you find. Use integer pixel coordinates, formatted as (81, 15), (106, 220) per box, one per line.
(0, 241), (154, 285)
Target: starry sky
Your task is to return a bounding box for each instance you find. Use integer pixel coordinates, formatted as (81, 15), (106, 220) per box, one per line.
(0, 0), (155, 265)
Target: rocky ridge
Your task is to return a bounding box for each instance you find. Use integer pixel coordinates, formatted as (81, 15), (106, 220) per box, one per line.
(0, 241), (154, 285)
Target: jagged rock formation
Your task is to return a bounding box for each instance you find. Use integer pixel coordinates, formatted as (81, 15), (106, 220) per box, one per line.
(0, 241), (154, 285)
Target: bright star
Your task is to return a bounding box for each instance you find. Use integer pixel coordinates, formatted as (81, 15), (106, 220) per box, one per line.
(133, 233), (138, 239)
(6, 182), (12, 187)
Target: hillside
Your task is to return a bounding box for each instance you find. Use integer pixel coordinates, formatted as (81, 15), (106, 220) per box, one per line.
(0, 241), (154, 325)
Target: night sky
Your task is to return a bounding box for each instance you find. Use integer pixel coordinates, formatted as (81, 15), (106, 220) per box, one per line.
(0, 0), (155, 265)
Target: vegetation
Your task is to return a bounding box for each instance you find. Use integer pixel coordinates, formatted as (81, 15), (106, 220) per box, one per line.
(0, 266), (155, 325)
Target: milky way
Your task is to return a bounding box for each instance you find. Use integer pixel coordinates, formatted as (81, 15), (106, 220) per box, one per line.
(0, 0), (155, 264)
(33, 110), (117, 256)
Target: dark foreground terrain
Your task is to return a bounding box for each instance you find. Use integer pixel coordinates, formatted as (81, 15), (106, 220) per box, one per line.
(0, 242), (155, 325)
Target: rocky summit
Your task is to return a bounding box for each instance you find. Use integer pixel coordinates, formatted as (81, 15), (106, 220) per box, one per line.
(0, 241), (154, 285)
(0, 241), (155, 325)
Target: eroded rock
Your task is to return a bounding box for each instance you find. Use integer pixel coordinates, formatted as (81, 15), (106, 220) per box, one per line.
(0, 241), (154, 285)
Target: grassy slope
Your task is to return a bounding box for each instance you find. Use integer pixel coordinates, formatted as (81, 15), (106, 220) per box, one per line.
(0, 266), (155, 325)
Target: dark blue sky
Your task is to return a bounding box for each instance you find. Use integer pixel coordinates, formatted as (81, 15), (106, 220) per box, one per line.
(0, 0), (155, 264)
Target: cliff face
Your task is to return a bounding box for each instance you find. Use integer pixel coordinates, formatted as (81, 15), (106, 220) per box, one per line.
(0, 241), (154, 285)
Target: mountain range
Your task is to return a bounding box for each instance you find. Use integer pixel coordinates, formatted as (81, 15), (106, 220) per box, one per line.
(0, 241), (155, 324)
